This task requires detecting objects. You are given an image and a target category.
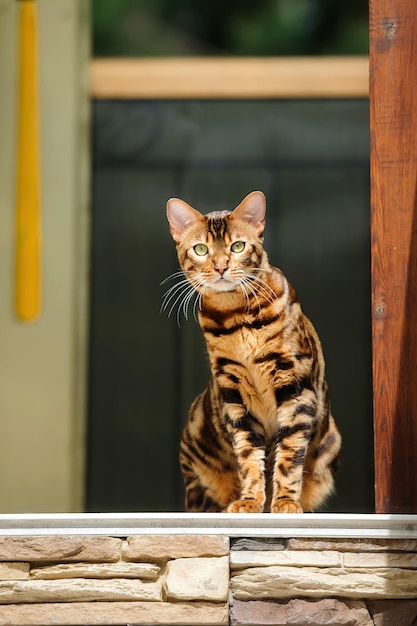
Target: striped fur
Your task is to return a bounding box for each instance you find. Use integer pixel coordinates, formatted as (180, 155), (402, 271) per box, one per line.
(166, 191), (341, 513)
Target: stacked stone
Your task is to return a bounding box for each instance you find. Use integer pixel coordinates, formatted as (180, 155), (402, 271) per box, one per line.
(230, 537), (417, 625)
(1, 533), (417, 624)
(0, 535), (229, 625)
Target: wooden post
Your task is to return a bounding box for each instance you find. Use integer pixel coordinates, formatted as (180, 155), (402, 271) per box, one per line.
(370, 0), (417, 513)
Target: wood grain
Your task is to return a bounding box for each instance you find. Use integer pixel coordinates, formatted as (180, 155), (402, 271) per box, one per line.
(370, 0), (417, 512)
(90, 57), (369, 99)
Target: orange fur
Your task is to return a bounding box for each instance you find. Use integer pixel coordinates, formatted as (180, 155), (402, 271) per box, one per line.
(166, 191), (341, 513)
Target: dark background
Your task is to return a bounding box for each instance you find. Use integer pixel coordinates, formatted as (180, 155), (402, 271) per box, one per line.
(87, 98), (373, 513)
(87, 0), (372, 513)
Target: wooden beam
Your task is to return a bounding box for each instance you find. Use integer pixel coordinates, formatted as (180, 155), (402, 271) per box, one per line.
(90, 57), (369, 99)
(370, 0), (417, 513)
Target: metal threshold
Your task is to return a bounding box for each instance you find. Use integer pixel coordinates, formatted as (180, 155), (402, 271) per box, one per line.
(0, 513), (416, 539)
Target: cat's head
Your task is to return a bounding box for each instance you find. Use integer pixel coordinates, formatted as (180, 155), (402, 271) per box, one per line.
(166, 191), (267, 294)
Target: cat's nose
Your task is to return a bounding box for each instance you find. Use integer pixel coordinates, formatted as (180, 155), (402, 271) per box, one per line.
(215, 265), (228, 276)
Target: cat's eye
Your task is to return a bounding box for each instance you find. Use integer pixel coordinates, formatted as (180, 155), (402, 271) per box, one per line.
(194, 243), (209, 256)
(231, 241), (245, 253)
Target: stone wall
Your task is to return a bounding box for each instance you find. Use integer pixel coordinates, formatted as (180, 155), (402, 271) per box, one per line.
(0, 535), (229, 625)
(230, 537), (417, 625)
(0, 533), (417, 625)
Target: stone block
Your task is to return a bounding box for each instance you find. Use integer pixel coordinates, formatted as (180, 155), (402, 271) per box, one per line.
(288, 538), (417, 553)
(0, 563), (29, 581)
(0, 536), (121, 563)
(230, 599), (373, 625)
(231, 538), (287, 551)
(0, 601), (228, 625)
(165, 556), (229, 602)
(30, 561), (160, 580)
(231, 565), (417, 600)
(0, 577), (162, 604)
(231, 549), (340, 569)
(343, 552), (417, 568)
(368, 599), (417, 625)
(123, 534), (229, 561)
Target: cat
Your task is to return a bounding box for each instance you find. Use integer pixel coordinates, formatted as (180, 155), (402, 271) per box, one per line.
(165, 190), (341, 513)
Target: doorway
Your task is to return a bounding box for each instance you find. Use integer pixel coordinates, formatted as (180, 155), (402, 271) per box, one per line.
(87, 97), (372, 513)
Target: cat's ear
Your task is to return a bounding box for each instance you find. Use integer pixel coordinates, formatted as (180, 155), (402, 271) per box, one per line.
(231, 191), (266, 236)
(166, 198), (204, 243)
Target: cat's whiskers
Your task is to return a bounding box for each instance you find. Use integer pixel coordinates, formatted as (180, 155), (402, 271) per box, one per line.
(168, 283), (196, 320)
(161, 270), (210, 325)
(160, 270), (192, 285)
(247, 270), (278, 305)
(251, 281), (276, 306)
(193, 282), (208, 321)
(160, 278), (194, 313)
(160, 270), (194, 310)
(233, 269), (259, 311)
(179, 290), (195, 324)
(235, 268), (277, 312)
(180, 277), (207, 323)
(192, 292), (201, 321)
(235, 278), (250, 311)
(238, 276), (263, 315)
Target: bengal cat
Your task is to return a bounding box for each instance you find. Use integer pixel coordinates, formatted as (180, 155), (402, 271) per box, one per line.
(165, 191), (341, 513)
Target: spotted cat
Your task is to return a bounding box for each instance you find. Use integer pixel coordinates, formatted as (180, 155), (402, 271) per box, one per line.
(165, 191), (341, 513)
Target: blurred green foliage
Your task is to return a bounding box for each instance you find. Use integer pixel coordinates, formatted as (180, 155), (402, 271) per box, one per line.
(92, 0), (368, 57)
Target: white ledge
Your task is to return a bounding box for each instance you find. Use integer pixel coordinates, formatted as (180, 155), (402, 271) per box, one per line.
(0, 513), (416, 539)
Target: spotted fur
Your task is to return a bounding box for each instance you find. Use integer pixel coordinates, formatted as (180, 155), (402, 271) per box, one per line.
(165, 191), (341, 513)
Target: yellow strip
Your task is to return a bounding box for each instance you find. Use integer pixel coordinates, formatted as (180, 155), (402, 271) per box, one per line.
(15, 0), (41, 321)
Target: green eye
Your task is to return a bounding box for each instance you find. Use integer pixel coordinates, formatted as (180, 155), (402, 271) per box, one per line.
(194, 243), (209, 256)
(231, 241), (245, 253)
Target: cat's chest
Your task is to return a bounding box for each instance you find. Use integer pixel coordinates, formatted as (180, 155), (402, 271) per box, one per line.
(211, 326), (284, 393)
(206, 319), (304, 436)
(232, 323), (265, 356)
(207, 321), (275, 361)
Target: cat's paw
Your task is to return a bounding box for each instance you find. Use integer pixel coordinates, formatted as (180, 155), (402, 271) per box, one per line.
(271, 498), (303, 514)
(226, 499), (263, 513)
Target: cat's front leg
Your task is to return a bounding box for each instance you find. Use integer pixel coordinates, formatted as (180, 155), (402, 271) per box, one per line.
(270, 411), (314, 514)
(224, 406), (266, 513)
